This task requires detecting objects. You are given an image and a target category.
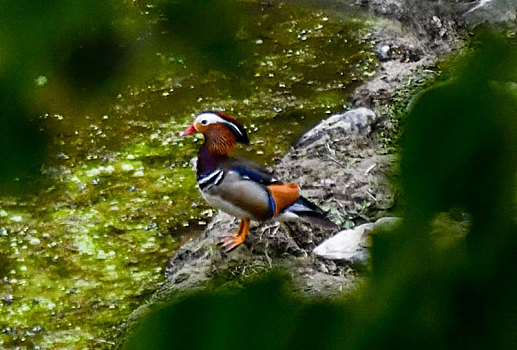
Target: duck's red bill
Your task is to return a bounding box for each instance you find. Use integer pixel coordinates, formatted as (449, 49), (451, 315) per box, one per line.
(181, 124), (196, 136)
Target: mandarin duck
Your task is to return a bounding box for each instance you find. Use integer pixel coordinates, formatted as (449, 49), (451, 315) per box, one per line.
(182, 111), (337, 252)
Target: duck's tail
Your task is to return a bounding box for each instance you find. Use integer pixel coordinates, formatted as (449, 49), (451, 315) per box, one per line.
(280, 196), (337, 230)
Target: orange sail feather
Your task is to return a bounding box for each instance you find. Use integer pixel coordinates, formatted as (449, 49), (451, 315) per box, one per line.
(268, 184), (300, 215)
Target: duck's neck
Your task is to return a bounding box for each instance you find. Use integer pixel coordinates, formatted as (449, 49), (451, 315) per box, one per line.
(197, 131), (237, 177)
(196, 143), (227, 177)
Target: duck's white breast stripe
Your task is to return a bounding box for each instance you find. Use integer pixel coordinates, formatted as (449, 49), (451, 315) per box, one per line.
(213, 170), (224, 185)
(198, 169), (226, 191)
(198, 169), (222, 184)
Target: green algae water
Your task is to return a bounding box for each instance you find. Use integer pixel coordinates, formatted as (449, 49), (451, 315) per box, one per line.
(0, 2), (376, 348)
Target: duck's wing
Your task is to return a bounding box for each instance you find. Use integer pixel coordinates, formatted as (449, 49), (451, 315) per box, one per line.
(217, 157), (302, 218)
(201, 159), (275, 221)
(218, 157), (281, 185)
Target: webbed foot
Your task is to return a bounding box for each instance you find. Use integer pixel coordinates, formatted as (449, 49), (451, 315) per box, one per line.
(218, 219), (250, 252)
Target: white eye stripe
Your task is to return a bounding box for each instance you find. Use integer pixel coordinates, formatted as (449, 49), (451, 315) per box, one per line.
(194, 112), (243, 137)
(195, 112), (227, 125)
(222, 122), (244, 137)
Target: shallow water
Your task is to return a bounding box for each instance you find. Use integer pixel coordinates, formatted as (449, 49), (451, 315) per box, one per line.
(0, 2), (376, 348)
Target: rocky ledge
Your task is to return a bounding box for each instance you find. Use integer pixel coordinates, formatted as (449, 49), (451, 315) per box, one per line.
(122, 0), (516, 332)
(157, 106), (397, 299)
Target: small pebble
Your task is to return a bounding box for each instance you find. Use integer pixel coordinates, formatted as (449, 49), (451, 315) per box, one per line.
(145, 222), (158, 231)
(2, 294), (13, 304)
(29, 237), (41, 245)
(10, 216), (23, 222)
(32, 326), (43, 333)
(2, 327), (13, 334)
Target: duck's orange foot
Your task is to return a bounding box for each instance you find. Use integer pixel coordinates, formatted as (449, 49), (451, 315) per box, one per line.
(218, 233), (246, 252)
(218, 218), (250, 252)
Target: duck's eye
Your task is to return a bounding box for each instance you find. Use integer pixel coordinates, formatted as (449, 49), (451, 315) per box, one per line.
(201, 119), (208, 125)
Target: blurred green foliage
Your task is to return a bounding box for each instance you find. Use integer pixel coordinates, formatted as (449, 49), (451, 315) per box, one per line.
(123, 274), (301, 350)
(0, 1), (122, 186)
(0, 0), (117, 187)
(123, 31), (517, 349)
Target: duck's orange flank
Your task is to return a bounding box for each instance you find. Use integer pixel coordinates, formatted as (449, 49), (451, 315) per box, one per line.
(268, 184), (300, 215)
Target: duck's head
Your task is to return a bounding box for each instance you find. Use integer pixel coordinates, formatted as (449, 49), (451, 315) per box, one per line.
(182, 111), (249, 155)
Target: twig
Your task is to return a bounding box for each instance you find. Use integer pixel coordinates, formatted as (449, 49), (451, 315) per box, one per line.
(364, 163), (377, 175)
(325, 142), (336, 156)
(95, 339), (116, 346)
(366, 189), (378, 202)
(264, 248), (272, 268)
(326, 155), (345, 167)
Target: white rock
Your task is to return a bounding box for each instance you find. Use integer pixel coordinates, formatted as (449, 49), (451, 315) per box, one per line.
(313, 217), (400, 263)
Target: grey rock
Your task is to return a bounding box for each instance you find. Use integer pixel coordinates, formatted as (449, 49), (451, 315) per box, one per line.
(313, 217), (400, 263)
(367, 0), (406, 18)
(146, 103), (399, 303)
(363, 0), (517, 30)
(152, 125), (397, 301)
(297, 108), (377, 147)
(464, 0), (517, 27)
(376, 43), (391, 61)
